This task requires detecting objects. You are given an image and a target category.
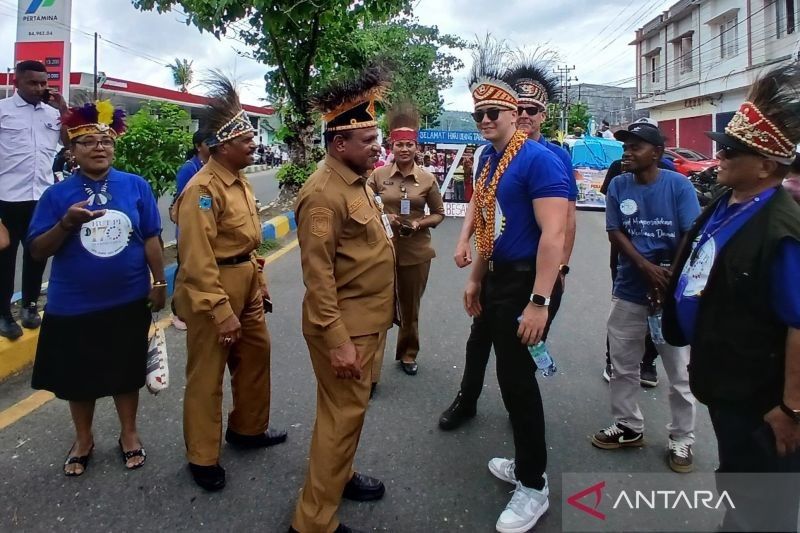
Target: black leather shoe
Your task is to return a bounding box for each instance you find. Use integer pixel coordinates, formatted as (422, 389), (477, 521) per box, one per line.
(370, 382), (377, 399)
(342, 472), (385, 501)
(0, 315), (22, 340)
(400, 361), (418, 375)
(438, 391), (477, 431)
(20, 303), (41, 329)
(225, 428), (287, 448)
(189, 463), (225, 491)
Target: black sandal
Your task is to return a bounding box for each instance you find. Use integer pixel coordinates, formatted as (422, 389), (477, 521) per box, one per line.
(63, 443), (94, 477)
(118, 439), (147, 470)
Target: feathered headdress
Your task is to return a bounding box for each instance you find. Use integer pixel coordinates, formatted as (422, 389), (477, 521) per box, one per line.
(707, 64), (800, 164)
(62, 100), (126, 140)
(312, 64), (390, 132)
(203, 72), (255, 147)
(387, 101), (420, 143)
(468, 35), (517, 111)
(506, 62), (559, 108)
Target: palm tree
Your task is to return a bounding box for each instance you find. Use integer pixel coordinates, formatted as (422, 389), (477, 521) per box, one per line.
(167, 58), (194, 93)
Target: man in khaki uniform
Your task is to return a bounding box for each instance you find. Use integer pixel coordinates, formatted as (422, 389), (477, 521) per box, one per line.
(290, 66), (395, 533)
(175, 77), (285, 492)
(368, 102), (444, 384)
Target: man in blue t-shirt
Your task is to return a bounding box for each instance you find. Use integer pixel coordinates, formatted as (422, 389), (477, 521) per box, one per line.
(461, 68), (569, 532)
(593, 121), (701, 475)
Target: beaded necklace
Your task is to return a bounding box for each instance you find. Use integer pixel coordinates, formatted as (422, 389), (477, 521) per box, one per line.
(473, 129), (528, 259)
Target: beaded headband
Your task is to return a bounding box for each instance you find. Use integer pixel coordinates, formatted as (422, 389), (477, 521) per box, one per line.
(724, 102), (796, 163)
(206, 110), (255, 147)
(470, 77), (518, 111)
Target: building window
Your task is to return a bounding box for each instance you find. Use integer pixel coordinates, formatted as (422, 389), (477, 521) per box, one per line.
(650, 55), (660, 83)
(720, 17), (738, 58)
(777, 0), (796, 38)
(680, 36), (693, 73)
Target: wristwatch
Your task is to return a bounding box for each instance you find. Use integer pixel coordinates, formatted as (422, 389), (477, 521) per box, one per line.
(530, 293), (550, 307)
(780, 401), (800, 424)
(559, 264), (570, 275)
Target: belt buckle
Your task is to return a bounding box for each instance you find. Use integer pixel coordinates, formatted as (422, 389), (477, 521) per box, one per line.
(488, 260), (494, 272)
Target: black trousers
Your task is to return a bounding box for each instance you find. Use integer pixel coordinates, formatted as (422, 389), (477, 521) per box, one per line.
(709, 404), (800, 532)
(0, 201), (47, 315)
(472, 270), (549, 488)
(460, 274), (563, 405)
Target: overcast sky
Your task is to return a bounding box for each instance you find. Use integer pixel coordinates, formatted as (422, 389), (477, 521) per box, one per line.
(0, 0), (676, 111)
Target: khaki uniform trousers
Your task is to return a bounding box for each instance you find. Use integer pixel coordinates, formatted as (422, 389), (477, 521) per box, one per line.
(180, 262), (271, 466)
(291, 332), (381, 533)
(372, 260), (430, 383)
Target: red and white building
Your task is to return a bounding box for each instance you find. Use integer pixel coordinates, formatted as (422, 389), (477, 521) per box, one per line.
(633, 0), (799, 156)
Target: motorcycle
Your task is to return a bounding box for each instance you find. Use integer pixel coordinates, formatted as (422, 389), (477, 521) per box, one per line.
(688, 165), (727, 207)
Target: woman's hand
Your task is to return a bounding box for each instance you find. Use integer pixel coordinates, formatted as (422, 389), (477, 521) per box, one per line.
(148, 285), (166, 311)
(62, 200), (106, 229)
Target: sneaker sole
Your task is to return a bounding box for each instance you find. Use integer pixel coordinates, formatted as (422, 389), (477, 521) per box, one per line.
(495, 498), (549, 533)
(591, 435), (645, 450)
(640, 379), (659, 388)
(668, 458), (693, 473)
(488, 461), (516, 485)
(602, 370), (611, 383)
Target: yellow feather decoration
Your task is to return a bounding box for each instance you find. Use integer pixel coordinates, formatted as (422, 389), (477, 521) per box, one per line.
(96, 100), (114, 126)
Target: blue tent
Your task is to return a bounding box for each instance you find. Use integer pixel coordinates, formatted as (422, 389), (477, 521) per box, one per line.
(569, 137), (623, 169)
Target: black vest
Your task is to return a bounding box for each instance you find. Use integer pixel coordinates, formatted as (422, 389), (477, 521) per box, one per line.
(663, 187), (800, 414)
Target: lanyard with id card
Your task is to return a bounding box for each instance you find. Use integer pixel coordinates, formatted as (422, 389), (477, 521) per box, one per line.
(374, 195), (394, 238)
(400, 183), (411, 215)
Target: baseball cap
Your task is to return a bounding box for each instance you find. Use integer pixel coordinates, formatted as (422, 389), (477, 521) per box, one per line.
(614, 121), (665, 146)
(631, 117), (658, 128)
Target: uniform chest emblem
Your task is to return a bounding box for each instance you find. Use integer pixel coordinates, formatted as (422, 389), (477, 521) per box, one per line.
(199, 195), (212, 210)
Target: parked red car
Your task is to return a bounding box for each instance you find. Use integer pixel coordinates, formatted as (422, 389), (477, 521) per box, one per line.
(664, 147), (718, 176)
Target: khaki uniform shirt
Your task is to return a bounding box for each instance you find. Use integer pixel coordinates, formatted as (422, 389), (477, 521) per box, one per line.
(175, 156), (263, 324)
(296, 156), (396, 349)
(368, 163), (444, 266)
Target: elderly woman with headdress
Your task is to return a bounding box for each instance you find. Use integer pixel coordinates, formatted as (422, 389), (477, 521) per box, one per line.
(367, 102), (444, 387)
(27, 101), (166, 476)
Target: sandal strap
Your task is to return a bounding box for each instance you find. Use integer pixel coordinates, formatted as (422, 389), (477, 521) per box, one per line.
(122, 448), (146, 460)
(64, 455), (89, 466)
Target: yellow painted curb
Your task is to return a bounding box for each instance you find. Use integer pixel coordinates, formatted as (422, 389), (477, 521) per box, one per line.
(0, 391), (55, 431)
(0, 315), (42, 382)
(272, 215), (290, 238)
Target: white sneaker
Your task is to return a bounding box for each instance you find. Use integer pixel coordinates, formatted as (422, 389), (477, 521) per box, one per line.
(172, 315), (187, 331)
(496, 481), (549, 533)
(488, 458), (517, 484)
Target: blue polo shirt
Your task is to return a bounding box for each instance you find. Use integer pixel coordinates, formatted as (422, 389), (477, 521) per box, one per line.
(537, 136), (578, 201)
(477, 139), (570, 262)
(176, 155), (203, 197)
(674, 188), (800, 342)
(606, 169), (700, 305)
(28, 169), (162, 316)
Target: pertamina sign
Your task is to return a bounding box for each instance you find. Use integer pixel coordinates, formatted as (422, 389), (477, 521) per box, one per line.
(14, 0), (73, 97)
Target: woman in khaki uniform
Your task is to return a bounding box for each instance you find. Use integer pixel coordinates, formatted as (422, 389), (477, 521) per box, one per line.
(368, 103), (444, 383)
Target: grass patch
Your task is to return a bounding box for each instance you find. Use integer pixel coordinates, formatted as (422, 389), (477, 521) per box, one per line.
(258, 239), (280, 255)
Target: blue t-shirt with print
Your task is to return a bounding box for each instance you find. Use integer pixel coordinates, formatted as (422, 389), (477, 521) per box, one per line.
(477, 139), (570, 262)
(176, 155), (203, 197)
(28, 169), (162, 316)
(674, 188), (800, 342)
(606, 169), (700, 305)
(538, 136), (578, 201)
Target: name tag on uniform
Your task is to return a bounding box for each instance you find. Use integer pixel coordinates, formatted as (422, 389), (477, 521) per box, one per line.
(400, 199), (411, 215)
(381, 214), (394, 238)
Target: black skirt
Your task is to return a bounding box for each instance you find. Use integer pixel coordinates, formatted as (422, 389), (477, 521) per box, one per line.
(31, 299), (151, 401)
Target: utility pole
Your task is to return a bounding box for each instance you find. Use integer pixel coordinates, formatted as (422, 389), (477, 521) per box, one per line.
(93, 33), (99, 100)
(554, 65), (577, 135)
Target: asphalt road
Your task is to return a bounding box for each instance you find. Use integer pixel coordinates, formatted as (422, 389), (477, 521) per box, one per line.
(0, 211), (719, 532)
(11, 169), (280, 295)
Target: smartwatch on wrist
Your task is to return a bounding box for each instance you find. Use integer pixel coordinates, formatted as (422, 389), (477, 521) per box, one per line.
(780, 401), (800, 424)
(529, 293), (550, 307)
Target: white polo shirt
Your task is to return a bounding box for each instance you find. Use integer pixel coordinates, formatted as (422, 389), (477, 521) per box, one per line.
(0, 92), (61, 202)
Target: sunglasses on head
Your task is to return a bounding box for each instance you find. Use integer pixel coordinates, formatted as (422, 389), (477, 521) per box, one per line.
(472, 108), (504, 122)
(518, 106), (542, 116)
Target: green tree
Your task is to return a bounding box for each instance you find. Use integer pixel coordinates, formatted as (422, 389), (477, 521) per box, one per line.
(568, 102), (591, 134)
(167, 58), (194, 92)
(114, 101), (193, 199)
(132, 0), (412, 176)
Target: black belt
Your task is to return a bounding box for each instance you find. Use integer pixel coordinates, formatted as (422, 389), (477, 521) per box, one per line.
(217, 254), (252, 266)
(487, 260), (534, 274)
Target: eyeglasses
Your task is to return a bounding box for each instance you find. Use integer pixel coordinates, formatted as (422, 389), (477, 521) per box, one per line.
(719, 146), (758, 159)
(75, 139), (115, 149)
(471, 108), (503, 122)
(518, 106), (543, 116)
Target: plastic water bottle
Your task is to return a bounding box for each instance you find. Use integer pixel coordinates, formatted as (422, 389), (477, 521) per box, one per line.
(527, 342), (557, 377)
(647, 312), (666, 345)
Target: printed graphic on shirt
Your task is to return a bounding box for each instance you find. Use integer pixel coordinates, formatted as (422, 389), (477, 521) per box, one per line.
(620, 209), (678, 240)
(80, 209), (133, 258)
(679, 235), (716, 297)
(620, 199), (638, 216)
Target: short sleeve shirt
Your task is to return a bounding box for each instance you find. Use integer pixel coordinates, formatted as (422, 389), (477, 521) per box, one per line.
(477, 140), (571, 262)
(538, 136), (578, 201)
(27, 169), (162, 315)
